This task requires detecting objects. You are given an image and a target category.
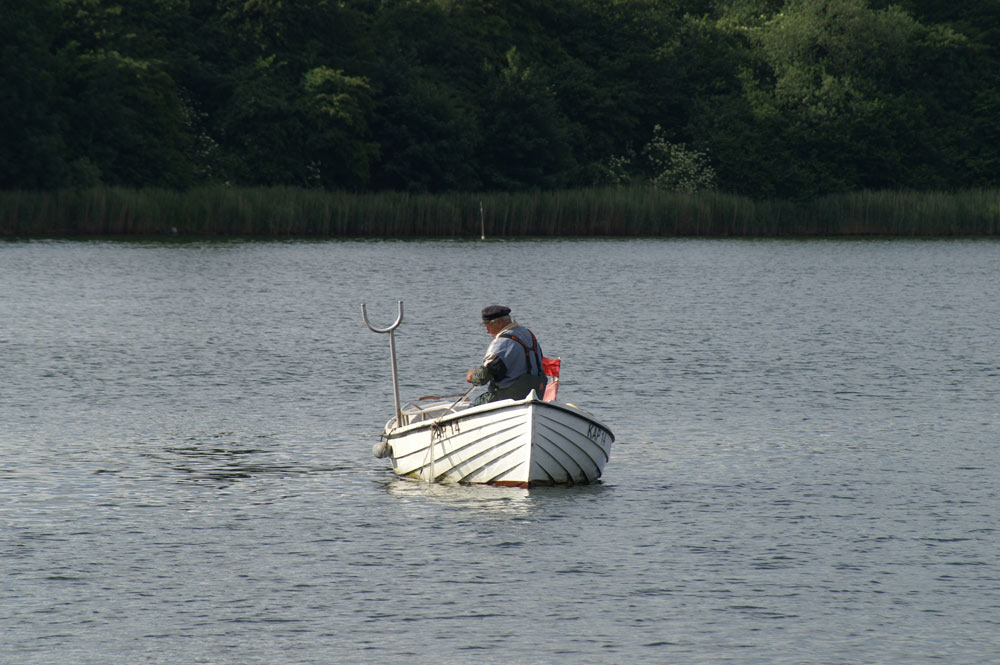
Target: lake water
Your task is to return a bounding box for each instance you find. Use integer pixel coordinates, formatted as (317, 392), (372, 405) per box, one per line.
(2, 237), (998, 664)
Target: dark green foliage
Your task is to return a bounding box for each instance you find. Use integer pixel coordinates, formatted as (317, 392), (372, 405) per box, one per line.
(2, 0), (999, 199)
(62, 50), (194, 187)
(367, 2), (483, 192)
(0, 0), (70, 188)
(478, 47), (575, 190)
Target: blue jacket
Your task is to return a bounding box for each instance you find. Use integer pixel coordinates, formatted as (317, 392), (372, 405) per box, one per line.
(482, 324), (544, 389)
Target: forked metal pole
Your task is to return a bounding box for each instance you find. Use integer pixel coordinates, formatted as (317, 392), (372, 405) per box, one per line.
(361, 301), (404, 428)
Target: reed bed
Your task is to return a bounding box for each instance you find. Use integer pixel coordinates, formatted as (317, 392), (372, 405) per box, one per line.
(1, 186), (997, 237)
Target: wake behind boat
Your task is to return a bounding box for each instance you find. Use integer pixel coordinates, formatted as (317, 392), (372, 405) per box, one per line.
(363, 301), (615, 488)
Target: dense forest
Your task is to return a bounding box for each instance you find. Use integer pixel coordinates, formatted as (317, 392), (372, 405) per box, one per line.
(3, 0), (999, 200)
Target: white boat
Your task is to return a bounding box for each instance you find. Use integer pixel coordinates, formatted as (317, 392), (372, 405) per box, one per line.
(377, 390), (614, 487)
(363, 301), (615, 488)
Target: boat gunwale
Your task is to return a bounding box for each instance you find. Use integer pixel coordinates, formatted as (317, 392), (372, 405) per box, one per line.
(385, 396), (614, 442)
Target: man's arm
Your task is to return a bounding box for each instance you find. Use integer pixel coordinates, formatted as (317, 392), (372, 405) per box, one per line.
(466, 354), (507, 384)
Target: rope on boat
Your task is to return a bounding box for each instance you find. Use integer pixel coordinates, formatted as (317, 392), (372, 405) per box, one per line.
(425, 434), (435, 483)
(423, 384), (477, 483)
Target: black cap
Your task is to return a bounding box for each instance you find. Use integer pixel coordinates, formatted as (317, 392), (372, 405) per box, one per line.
(481, 305), (511, 322)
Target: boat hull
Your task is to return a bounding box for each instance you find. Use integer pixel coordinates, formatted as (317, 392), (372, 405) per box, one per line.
(382, 395), (614, 488)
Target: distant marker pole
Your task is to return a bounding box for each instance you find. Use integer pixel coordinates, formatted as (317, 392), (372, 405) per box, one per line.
(480, 201), (485, 240)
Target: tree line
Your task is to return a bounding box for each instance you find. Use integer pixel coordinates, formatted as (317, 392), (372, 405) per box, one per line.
(3, 0), (998, 199)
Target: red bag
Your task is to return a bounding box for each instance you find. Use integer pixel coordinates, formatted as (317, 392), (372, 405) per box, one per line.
(541, 357), (561, 401)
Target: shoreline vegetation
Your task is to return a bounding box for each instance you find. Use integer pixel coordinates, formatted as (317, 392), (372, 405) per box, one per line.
(1, 186), (998, 238)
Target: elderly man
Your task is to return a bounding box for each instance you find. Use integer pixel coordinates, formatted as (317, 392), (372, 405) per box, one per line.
(465, 305), (547, 403)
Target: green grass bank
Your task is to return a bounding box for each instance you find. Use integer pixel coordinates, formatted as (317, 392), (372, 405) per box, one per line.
(2, 186), (998, 237)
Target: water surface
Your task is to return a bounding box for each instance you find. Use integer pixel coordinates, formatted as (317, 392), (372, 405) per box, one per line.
(2, 238), (998, 664)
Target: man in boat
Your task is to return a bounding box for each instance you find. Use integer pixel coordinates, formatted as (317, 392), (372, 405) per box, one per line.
(465, 305), (547, 403)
